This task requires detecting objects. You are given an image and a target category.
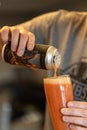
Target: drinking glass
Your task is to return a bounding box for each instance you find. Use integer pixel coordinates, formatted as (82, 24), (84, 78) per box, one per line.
(44, 75), (73, 130)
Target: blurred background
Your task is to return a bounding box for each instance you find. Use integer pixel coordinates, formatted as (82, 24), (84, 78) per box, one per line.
(0, 0), (87, 130)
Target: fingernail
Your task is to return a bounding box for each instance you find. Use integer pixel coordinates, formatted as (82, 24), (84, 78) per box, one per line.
(11, 46), (16, 52)
(70, 124), (74, 129)
(61, 108), (65, 113)
(28, 43), (34, 50)
(67, 102), (73, 107)
(17, 50), (24, 56)
(61, 108), (68, 114)
(63, 116), (68, 122)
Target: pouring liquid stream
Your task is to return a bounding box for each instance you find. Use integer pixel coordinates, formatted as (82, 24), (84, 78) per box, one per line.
(53, 63), (58, 77)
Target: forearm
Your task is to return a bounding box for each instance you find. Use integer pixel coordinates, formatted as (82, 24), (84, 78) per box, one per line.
(14, 10), (64, 44)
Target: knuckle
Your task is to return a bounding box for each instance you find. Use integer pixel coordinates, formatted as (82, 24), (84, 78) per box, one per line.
(1, 26), (9, 33)
(1, 26), (9, 30)
(71, 108), (76, 114)
(2, 28), (9, 34)
(21, 33), (28, 40)
(11, 28), (19, 34)
(0, 26), (9, 41)
(65, 108), (74, 115)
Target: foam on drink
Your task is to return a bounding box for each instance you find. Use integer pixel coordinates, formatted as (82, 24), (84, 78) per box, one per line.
(44, 75), (71, 84)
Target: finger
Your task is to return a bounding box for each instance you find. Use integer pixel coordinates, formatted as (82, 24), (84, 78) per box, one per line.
(11, 27), (20, 51)
(62, 116), (87, 127)
(27, 32), (35, 51)
(0, 26), (10, 43)
(67, 101), (87, 109)
(17, 32), (28, 56)
(70, 124), (87, 130)
(61, 108), (87, 118)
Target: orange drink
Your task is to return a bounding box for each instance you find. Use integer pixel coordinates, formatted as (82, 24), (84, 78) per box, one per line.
(44, 75), (73, 130)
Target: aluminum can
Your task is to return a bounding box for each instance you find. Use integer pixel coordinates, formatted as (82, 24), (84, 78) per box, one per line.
(2, 44), (61, 70)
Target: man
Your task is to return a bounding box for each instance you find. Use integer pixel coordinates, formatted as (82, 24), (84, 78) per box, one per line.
(0, 10), (87, 130)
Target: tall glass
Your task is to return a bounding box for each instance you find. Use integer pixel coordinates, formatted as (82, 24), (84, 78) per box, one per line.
(44, 75), (73, 130)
